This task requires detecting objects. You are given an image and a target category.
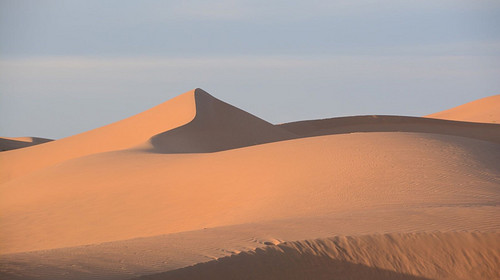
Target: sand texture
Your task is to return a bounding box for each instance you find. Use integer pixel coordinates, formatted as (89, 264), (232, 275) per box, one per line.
(1, 89), (499, 279)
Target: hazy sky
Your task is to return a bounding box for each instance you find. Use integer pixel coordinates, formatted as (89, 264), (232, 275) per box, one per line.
(1, 0), (499, 139)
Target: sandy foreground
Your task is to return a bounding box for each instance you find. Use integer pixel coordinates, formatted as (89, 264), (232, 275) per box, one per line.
(0, 89), (499, 280)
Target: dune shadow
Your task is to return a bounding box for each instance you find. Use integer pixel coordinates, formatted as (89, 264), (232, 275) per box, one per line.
(147, 114), (500, 154)
(141, 89), (500, 154)
(145, 89), (295, 154)
(135, 245), (430, 280)
(278, 115), (500, 143)
(0, 137), (53, 152)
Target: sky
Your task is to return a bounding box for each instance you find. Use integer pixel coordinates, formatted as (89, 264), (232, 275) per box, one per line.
(1, 0), (499, 139)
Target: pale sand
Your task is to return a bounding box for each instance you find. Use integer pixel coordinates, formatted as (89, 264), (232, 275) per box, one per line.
(0, 137), (53, 152)
(0, 89), (499, 279)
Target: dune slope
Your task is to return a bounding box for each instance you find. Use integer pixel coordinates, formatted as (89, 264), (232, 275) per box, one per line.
(1, 206), (498, 280)
(426, 94), (500, 123)
(0, 89), (295, 183)
(140, 232), (499, 280)
(278, 115), (500, 143)
(1, 132), (499, 254)
(142, 88), (295, 153)
(0, 89), (197, 183)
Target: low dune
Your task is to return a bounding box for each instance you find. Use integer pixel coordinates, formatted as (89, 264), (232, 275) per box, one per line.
(0, 137), (53, 152)
(278, 115), (500, 143)
(1, 207), (498, 280)
(1, 132), (498, 254)
(137, 232), (500, 280)
(426, 94), (500, 123)
(0, 89), (498, 280)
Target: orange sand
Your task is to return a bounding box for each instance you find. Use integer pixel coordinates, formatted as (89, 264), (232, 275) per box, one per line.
(426, 94), (500, 123)
(1, 89), (499, 280)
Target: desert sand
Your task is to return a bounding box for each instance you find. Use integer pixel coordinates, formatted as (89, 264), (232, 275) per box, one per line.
(426, 94), (500, 124)
(0, 89), (499, 280)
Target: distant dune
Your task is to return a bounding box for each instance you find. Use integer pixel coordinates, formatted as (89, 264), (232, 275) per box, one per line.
(426, 94), (500, 123)
(0, 137), (53, 152)
(0, 89), (498, 280)
(278, 115), (500, 143)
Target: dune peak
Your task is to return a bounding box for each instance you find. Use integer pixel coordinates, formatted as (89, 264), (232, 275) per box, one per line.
(144, 88), (295, 153)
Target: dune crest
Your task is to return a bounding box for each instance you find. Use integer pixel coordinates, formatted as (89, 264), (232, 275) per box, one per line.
(278, 115), (500, 143)
(426, 94), (500, 123)
(141, 88), (295, 153)
(140, 232), (499, 280)
(0, 89), (198, 183)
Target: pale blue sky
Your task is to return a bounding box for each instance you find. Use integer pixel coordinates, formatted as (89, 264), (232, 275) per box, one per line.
(1, 0), (499, 139)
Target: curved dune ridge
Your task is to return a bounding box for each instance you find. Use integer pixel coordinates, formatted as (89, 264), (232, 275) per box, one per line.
(137, 232), (500, 280)
(0, 88), (294, 183)
(0, 89), (499, 280)
(426, 94), (500, 123)
(278, 115), (500, 143)
(142, 88), (294, 153)
(1, 132), (499, 254)
(0, 137), (53, 152)
(0, 89), (198, 183)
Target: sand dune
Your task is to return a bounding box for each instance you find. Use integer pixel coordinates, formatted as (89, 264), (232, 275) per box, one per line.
(0, 89), (294, 183)
(0, 90), (499, 280)
(0, 89), (197, 183)
(137, 232), (500, 280)
(426, 94), (500, 123)
(142, 88), (294, 153)
(1, 207), (498, 280)
(278, 115), (500, 143)
(0, 137), (53, 152)
(1, 132), (498, 253)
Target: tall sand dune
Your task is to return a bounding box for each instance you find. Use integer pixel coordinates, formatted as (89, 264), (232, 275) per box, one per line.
(0, 89), (196, 183)
(0, 88), (294, 183)
(426, 94), (500, 123)
(142, 88), (294, 153)
(0, 137), (53, 152)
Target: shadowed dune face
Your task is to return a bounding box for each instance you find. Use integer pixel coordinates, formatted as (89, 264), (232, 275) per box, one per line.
(142, 260), (431, 280)
(0, 137), (53, 152)
(426, 94), (500, 123)
(145, 89), (295, 153)
(137, 232), (499, 280)
(278, 115), (500, 143)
